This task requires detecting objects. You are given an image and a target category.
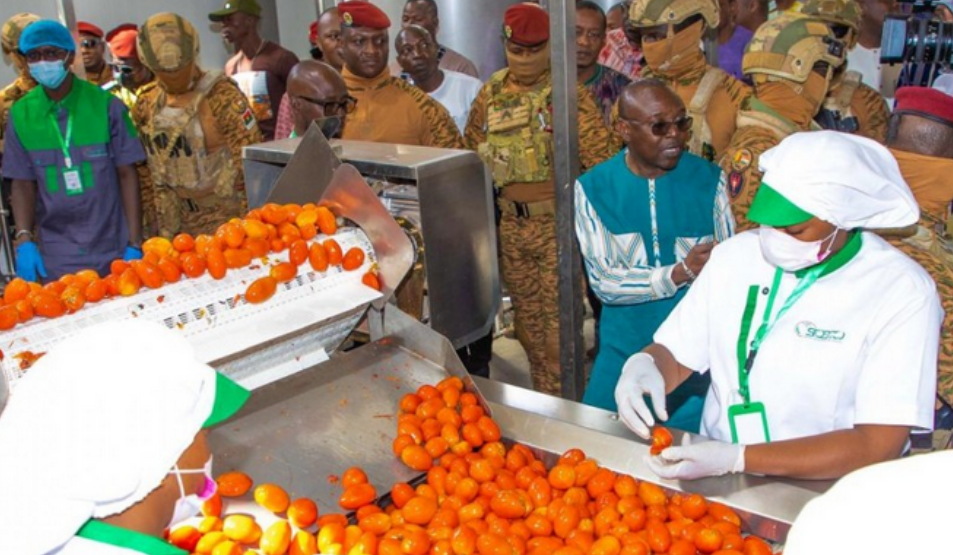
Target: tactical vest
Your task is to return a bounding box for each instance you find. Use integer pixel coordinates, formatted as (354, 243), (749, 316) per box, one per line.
(139, 71), (238, 201)
(686, 67), (726, 161)
(736, 99), (802, 140)
(815, 70), (861, 134)
(477, 70), (554, 186)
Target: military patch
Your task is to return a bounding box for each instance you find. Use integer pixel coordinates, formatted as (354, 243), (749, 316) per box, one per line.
(504, 25), (513, 39)
(728, 172), (744, 198)
(241, 107), (256, 130)
(342, 12), (354, 26)
(731, 149), (752, 172)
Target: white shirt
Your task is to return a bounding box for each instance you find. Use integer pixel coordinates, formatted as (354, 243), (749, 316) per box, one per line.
(654, 230), (940, 443)
(847, 44), (901, 107)
(428, 70), (483, 133)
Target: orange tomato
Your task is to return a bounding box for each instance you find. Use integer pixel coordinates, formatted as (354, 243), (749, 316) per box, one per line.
(288, 497), (319, 528)
(646, 519), (672, 553)
(60, 285), (86, 313)
(222, 248), (252, 269)
(198, 516), (223, 534)
(271, 261), (298, 283)
(461, 423), (484, 449)
(342, 247), (365, 271)
(680, 493), (708, 520)
(403, 496), (439, 525)
(172, 233), (196, 252)
(3, 278), (30, 304)
(548, 465), (576, 490)
(669, 539), (697, 555)
(324, 239), (343, 266)
(202, 492), (223, 518)
(554, 506), (581, 539)
(316, 206), (337, 235)
(694, 528), (724, 553)
(637, 481), (667, 507)
(133, 260), (165, 289)
(221, 222), (246, 248)
(476, 416), (502, 443)
(180, 252), (207, 278)
(289, 239), (309, 267)
(243, 218), (270, 240)
(0, 305), (19, 330)
(339, 483), (377, 510)
(157, 258), (182, 283)
(317, 521), (346, 553)
(168, 526), (202, 552)
(401, 445), (434, 472)
(391, 482), (416, 509)
(309, 242), (329, 272)
(261, 203), (290, 225)
(14, 299), (34, 323)
(650, 427), (674, 456)
(707, 503), (742, 527)
(289, 530), (318, 555)
(260, 520), (292, 555)
(222, 514), (262, 544)
(117, 267), (142, 297)
(590, 536), (621, 555)
(206, 247), (227, 280)
(254, 483), (291, 513)
(362, 270), (382, 291)
(742, 536), (773, 555)
(245, 276), (278, 304)
(490, 490), (530, 519)
(342, 467), (369, 488)
(476, 533), (512, 555)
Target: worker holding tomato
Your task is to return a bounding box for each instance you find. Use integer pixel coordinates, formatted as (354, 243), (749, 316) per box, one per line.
(0, 319), (250, 554)
(616, 131), (941, 480)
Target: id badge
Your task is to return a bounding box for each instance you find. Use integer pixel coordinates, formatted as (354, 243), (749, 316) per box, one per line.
(728, 402), (771, 444)
(62, 167), (84, 196)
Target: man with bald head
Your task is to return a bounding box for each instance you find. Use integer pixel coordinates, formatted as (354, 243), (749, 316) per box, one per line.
(396, 25), (482, 133)
(286, 60), (352, 139)
(316, 7), (344, 71)
(399, 0), (479, 78)
(575, 80), (734, 432)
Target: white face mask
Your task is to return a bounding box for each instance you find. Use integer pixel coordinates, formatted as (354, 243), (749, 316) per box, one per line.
(759, 226), (840, 272)
(166, 457), (216, 531)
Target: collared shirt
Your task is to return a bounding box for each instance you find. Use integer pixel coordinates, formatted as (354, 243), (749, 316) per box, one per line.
(51, 520), (187, 554)
(583, 64), (631, 125)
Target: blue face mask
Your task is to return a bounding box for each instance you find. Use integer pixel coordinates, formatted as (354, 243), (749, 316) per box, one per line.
(29, 60), (70, 89)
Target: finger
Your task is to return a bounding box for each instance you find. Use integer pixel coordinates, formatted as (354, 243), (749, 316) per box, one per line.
(644, 454), (683, 480)
(618, 400), (651, 439)
(648, 387), (668, 422)
(658, 445), (687, 463)
(696, 242), (715, 253)
(37, 258), (48, 278)
(632, 394), (657, 432)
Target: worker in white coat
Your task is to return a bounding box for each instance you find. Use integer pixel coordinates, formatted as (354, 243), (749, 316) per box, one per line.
(616, 130), (942, 481)
(0, 320), (250, 554)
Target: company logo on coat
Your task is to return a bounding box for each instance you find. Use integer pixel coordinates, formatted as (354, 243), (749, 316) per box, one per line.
(795, 321), (846, 342)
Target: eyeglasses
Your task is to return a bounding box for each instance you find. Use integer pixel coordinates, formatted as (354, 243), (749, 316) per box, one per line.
(24, 47), (68, 63)
(111, 63), (135, 74)
(296, 94), (358, 115)
(621, 115), (694, 136)
(575, 28), (606, 42)
(81, 38), (101, 48)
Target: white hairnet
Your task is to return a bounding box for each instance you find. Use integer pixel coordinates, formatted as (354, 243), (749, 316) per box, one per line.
(758, 130), (919, 229)
(0, 320), (218, 555)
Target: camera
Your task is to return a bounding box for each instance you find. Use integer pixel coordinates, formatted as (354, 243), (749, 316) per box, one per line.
(881, 0), (953, 65)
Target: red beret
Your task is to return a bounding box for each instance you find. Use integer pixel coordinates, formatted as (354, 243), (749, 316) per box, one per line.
(503, 4), (550, 47)
(309, 20), (319, 44)
(338, 1), (391, 30)
(895, 86), (953, 126)
(77, 21), (103, 38)
(105, 24), (138, 59)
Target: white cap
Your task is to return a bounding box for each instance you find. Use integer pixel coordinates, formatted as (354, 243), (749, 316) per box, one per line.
(785, 450), (953, 554)
(0, 320), (220, 555)
(757, 130), (919, 229)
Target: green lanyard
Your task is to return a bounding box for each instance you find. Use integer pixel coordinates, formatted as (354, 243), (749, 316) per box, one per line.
(50, 110), (74, 168)
(738, 264), (824, 405)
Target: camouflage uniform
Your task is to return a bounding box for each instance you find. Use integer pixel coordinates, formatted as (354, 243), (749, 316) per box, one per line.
(133, 13), (262, 238)
(720, 14), (846, 230)
(0, 13), (40, 155)
(465, 69), (620, 395)
(800, 0), (890, 143)
(629, 0), (751, 161)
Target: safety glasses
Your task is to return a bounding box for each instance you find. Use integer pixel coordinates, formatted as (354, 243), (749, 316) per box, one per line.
(621, 115), (694, 137)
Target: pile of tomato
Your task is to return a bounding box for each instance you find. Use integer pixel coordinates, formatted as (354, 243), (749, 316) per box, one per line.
(0, 203), (381, 332)
(169, 377), (777, 555)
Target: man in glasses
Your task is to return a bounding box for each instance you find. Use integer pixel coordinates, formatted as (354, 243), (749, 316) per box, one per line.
(628, 0), (751, 162)
(396, 25), (482, 134)
(78, 21), (112, 88)
(466, 3), (619, 396)
(577, 1), (631, 125)
(104, 24), (155, 113)
(575, 80), (734, 430)
(3, 20), (146, 282)
(398, 0), (479, 79)
(133, 13), (262, 239)
(286, 60), (353, 139)
(801, 0), (889, 143)
(336, 1), (463, 149)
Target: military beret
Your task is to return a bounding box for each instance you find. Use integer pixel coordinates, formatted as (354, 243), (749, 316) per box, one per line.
(338, 1), (391, 30)
(78, 21), (104, 38)
(309, 20), (319, 44)
(895, 86), (953, 127)
(503, 3), (550, 47)
(106, 24), (138, 59)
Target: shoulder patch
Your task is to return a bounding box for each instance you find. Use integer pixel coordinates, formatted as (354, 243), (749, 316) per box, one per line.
(728, 172), (744, 198)
(241, 107), (256, 130)
(731, 149), (752, 172)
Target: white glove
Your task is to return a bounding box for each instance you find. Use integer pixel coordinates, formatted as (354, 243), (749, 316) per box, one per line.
(614, 353), (668, 440)
(645, 434), (746, 480)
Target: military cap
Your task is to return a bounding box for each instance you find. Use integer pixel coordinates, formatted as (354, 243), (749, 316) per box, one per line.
(895, 87), (953, 126)
(503, 3), (550, 46)
(78, 21), (104, 38)
(209, 0), (262, 22)
(629, 0), (720, 29)
(106, 24), (138, 59)
(1, 13), (40, 55)
(338, 1), (392, 30)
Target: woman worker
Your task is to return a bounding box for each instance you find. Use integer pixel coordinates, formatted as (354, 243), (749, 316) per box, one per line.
(616, 130), (942, 480)
(0, 319), (249, 554)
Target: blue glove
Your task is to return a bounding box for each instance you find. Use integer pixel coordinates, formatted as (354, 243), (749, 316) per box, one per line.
(124, 245), (143, 261)
(15, 241), (48, 283)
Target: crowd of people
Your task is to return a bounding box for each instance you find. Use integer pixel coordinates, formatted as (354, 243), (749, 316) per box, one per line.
(0, 0), (952, 484)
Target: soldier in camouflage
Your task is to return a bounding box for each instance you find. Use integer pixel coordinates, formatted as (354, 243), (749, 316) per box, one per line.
(465, 4), (620, 396)
(133, 13), (262, 238)
(627, 0), (751, 161)
(0, 13), (40, 156)
(719, 13), (846, 230)
(801, 0), (889, 143)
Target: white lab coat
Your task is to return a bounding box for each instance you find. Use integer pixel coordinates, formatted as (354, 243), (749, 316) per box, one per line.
(654, 229), (941, 443)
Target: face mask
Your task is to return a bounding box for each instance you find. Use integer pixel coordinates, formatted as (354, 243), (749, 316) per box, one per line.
(754, 76), (827, 129)
(505, 42), (551, 85)
(29, 60), (70, 89)
(166, 457), (216, 531)
(158, 64), (196, 95)
(759, 225), (839, 272)
(640, 20), (705, 76)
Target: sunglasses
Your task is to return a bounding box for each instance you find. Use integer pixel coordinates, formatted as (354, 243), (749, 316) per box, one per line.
(295, 94), (358, 114)
(111, 63), (136, 75)
(24, 47), (68, 63)
(621, 115), (694, 136)
(81, 38), (101, 48)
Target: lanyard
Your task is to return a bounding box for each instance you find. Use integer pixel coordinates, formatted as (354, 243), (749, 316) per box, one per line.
(50, 110), (74, 168)
(738, 264), (824, 405)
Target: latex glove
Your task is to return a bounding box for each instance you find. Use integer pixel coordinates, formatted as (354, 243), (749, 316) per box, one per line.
(123, 245), (143, 261)
(645, 434), (746, 480)
(614, 353), (668, 439)
(15, 241), (47, 282)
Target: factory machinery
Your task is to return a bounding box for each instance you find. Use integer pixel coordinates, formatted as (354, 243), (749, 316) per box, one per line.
(0, 127), (832, 546)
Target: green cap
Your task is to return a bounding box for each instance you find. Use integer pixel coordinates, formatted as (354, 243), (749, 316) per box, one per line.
(748, 183), (814, 227)
(209, 0), (262, 22)
(203, 372), (250, 427)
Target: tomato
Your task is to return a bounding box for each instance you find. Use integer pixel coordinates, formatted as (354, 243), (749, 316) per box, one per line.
(401, 444), (434, 471)
(361, 270), (382, 291)
(590, 536), (621, 555)
(14, 299), (34, 323)
(245, 276), (278, 304)
(216, 471), (253, 497)
(223, 248), (252, 269)
(254, 483), (291, 513)
(342, 467), (369, 488)
(554, 505), (581, 539)
(650, 426), (674, 456)
(206, 247), (227, 280)
(142, 237), (174, 258)
(548, 465), (576, 490)
(261, 203), (290, 225)
(742, 536), (773, 555)
(668, 539), (697, 555)
(222, 514), (261, 544)
(180, 252), (207, 279)
(289, 239), (309, 266)
(269, 261), (297, 284)
(0, 305), (18, 330)
(490, 490), (530, 519)
(323, 238), (343, 265)
(242, 218), (269, 239)
(172, 232), (196, 252)
(342, 247), (365, 271)
(646, 519), (672, 553)
(117, 268), (142, 297)
(260, 520), (292, 555)
(316, 206), (337, 235)
(694, 528), (724, 553)
(680, 493), (708, 520)
(307, 242), (329, 272)
(168, 526), (202, 552)
(221, 222), (246, 248)
(60, 285), (86, 313)
(637, 481), (667, 506)
(289, 530), (317, 555)
(133, 260), (165, 289)
(403, 496), (439, 525)
(157, 258), (182, 283)
(339, 483), (377, 510)
(586, 468), (617, 498)
(477, 416), (502, 443)
(110, 259), (130, 276)
(3, 278), (30, 304)
(288, 497), (319, 528)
